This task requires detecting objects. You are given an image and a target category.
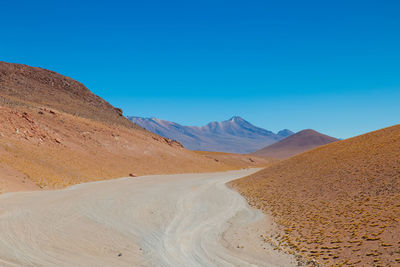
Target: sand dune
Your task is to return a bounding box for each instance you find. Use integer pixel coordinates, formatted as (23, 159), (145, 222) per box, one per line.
(0, 169), (295, 267)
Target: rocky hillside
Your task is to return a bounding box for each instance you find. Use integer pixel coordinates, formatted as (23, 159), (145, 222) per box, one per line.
(0, 61), (135, 128)
(253, 129), (338, 159)
(129, 116), (293, 153)
(0, 62), (256, 194)
(230, 124), (400, 266)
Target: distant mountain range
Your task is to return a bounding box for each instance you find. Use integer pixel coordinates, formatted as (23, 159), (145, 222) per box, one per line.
(252, 129), (338, 159)
(129, 116), (293, 153)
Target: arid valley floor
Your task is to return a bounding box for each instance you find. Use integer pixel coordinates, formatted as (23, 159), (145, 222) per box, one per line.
(1, 61), (399, 266)
(0, 169), (297, 267)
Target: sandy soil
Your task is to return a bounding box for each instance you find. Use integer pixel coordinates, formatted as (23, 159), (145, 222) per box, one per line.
(0, 165), (40, 194)
(194, 151), (273, 168)
(231, 124), (400, 266)
(0, 105), (256, 194)
(0, 62), (271, 194)
(0, 169), (296, 267)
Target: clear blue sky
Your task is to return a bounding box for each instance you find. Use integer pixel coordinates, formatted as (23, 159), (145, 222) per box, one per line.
(1, 0), (399, 139)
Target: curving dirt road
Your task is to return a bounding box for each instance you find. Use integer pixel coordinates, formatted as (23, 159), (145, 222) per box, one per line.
(0, 169), (296, 267)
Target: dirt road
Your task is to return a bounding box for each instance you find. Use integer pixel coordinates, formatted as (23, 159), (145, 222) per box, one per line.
(0, 169), (296, 266)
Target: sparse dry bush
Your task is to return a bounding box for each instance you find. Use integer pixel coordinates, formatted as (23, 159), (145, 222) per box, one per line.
(230, 124), (400, 266)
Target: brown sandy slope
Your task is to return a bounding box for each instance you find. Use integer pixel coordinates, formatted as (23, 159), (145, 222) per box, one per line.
(252, 129), (338, 159)
(0, 62), (250, 193)
(0, 61), (136, 128)
(230, 124), (400, 266)
(194, 151), (274, 168)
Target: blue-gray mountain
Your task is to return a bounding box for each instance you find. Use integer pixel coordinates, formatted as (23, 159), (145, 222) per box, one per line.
(128, 116), (293, 153)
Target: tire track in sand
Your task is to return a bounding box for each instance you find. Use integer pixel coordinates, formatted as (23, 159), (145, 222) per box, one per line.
(0, 169), (296, 266)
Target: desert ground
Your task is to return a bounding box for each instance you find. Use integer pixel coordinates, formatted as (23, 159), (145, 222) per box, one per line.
(2, 62), (399, 267)
(0, 104), (269, 194)
(231, 124), (400, 266)
(0, 61), (271, 194)
(0, 169), (296, 267)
